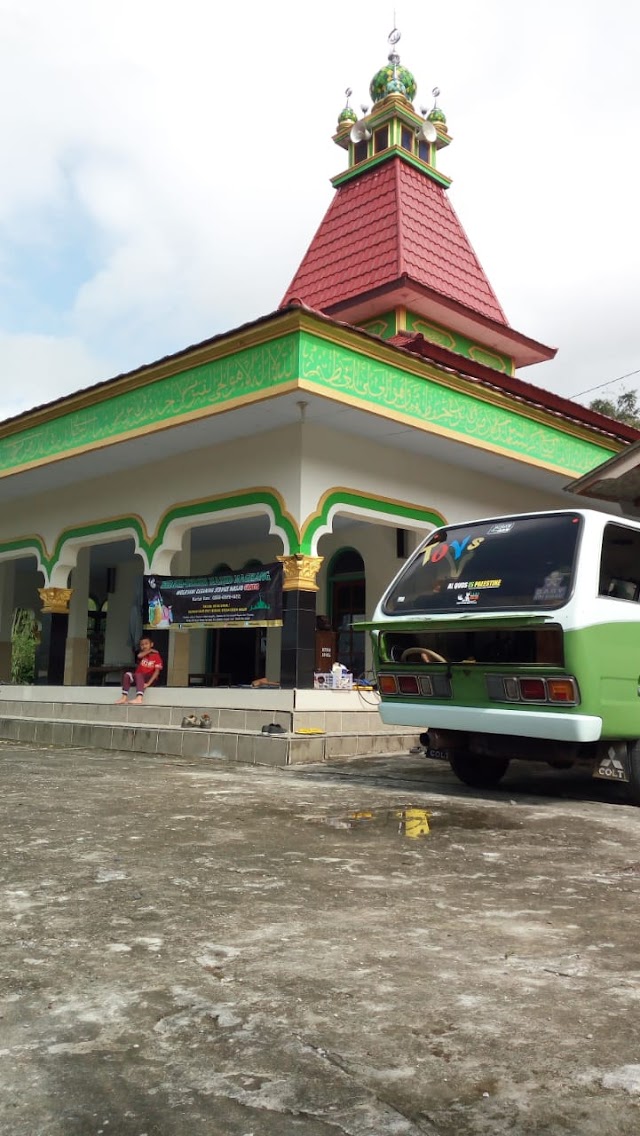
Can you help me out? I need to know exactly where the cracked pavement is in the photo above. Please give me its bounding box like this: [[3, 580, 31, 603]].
[[2, 741, 640, 1134]]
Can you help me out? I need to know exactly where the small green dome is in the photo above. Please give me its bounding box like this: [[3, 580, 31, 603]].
[[337, 106, 358, 129], [370, 63, 417, 104], [428, 106, 447, 127]]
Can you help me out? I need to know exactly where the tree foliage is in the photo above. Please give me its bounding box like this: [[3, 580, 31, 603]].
[[11, 608, 37, 684], [589, 389, 640, 428]]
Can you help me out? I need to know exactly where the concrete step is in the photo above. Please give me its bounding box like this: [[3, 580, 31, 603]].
[[0, 698, 419, 767]]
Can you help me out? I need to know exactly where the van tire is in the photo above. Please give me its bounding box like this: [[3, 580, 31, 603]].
[[449, 754, 510, 789], [626, 741, 640, 805]]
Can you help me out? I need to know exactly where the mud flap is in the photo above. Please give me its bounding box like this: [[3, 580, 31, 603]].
[[592, 743, 630, 783]]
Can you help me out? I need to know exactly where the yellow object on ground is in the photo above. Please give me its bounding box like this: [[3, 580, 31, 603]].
[[400, 808, 430, 837]]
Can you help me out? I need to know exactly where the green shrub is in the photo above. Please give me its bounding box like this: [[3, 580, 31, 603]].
[[11, 608, 37, 684]]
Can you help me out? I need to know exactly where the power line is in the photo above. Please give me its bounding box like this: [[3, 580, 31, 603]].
[[571, 366, 640, 400]]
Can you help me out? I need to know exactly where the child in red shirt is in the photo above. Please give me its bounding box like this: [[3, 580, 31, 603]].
[[116, 637, 163, 704]]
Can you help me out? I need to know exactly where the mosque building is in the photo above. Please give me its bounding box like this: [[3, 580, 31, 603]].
[[0, 30, 634, 736]]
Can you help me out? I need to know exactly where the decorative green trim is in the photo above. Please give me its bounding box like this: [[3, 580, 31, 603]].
[[0, 517, 149, 579], [360, 312, 397, 340], [0, 315, 620, 487], [149, 490, 299, 561], [49, 517, 149, 576], [468, 345, 511, 373], [0, 334, 300, 476], [301, 490, 445, 555], [406, 318, 456, 351], [332, 147, 452, 190], [406, 312, 513, 374], [0, 489, 300, 581], [298, 332, 616, 476], [0, 537, 47, 571]]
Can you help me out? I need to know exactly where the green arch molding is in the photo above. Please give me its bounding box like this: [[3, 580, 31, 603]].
[[49, 517, 149, 576], [149, 490, 299, 561], [0, 536, 47, 573], [0, 489, 300, 581], [0, 519, 148, 580], [301, 491, 445, 555]]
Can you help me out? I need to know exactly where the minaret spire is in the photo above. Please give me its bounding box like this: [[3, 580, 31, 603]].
[[282, 26, 554, 376], [333, 25, 451, 189]]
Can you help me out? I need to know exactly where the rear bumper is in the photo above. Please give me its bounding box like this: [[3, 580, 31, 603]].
[[378, 702, 602, 743]]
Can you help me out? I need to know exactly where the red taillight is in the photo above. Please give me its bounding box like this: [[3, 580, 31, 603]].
[[378, 674, 398, 695], [398, 674, 420, 695], [519, 678, 546, 701], [487, 674, 579, 705]]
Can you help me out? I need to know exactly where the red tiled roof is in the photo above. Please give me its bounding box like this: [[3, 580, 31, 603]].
[[281, 158, 508, 324]]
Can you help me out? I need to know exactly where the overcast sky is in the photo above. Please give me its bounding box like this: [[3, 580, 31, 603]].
[[0, 0, 638, 422]]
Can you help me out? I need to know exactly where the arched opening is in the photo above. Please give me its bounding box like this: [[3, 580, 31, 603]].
[[2, 555, 46, 684], [183, 514, 284, 687], [328, 548, 366, 677], [78, 540, 150, 686]]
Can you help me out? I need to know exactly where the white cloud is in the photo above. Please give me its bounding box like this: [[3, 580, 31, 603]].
[[0, 0, 638, 419], [0, 332, 108, 421]]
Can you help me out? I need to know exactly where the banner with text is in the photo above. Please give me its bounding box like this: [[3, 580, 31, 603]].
[[143, 564, 283, 629]]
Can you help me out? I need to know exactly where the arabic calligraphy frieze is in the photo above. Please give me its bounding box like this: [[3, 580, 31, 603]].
[[299, 333, 615, 476], [0, 334, 299, 474]]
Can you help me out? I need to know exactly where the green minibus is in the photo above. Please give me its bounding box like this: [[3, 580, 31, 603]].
[[365, 509, 640, 802]]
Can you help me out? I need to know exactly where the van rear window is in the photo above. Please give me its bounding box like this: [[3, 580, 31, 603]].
[[383, 513, 581, 614]]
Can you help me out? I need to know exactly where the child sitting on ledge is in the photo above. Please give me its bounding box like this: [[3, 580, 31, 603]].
[[115, 637, 163, 704]]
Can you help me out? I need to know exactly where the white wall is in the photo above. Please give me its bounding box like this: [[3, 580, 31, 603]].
[[298, 424, 574, 534], [0, 406, 593, 629], [0, 418, 577, 575], [0, 424, 307, 560]]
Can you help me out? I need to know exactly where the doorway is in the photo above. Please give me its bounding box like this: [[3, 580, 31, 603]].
[[328, 548, 366, 677]]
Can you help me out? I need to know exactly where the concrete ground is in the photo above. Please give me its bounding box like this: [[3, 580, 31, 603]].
[[2, 743, 640, 1136]]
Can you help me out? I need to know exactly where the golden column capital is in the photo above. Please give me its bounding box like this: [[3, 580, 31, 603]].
[[38, 587, 73, 614], [277, 555, 324, 592]]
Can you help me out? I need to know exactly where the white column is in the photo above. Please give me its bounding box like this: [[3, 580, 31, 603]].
[[64, 547, 91, 684], [168, 531, 192, 688]]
